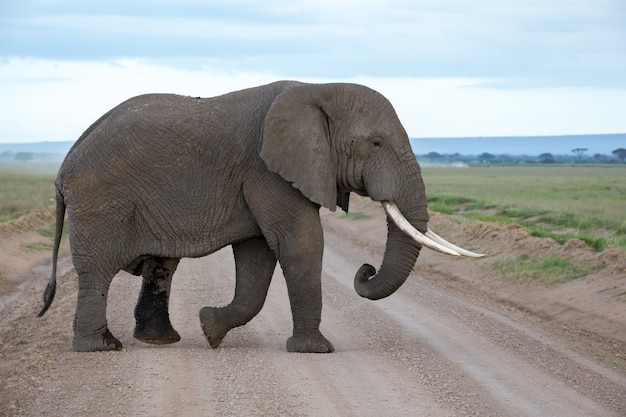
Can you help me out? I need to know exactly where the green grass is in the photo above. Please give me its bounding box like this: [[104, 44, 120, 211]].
[[23, 241, 54, 251], [342, 211, 372, 221], [423, 165, 626, 251], [488, 254, 603, 285], [0, 162, 59, 221], [21, 222, 69, 252]]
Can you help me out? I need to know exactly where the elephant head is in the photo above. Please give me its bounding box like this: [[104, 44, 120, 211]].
[[261, 82, 482, 301]]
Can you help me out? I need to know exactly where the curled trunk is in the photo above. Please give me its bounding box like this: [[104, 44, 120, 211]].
[[354, 215, 422, 300], [353, 201, 484, 300]]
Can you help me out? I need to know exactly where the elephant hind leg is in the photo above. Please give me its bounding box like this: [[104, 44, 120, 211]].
[[133, 257, 181, 345], [73, 286, 123, 352], [200, 236, 276, 348]]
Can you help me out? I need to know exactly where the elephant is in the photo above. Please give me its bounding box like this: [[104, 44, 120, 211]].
[[38, 81, 482, 353]]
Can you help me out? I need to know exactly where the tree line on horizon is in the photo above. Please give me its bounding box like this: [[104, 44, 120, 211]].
[[2, 147, 626, 165], [418, 148, 626, 164], [0, 150, 64, 162]]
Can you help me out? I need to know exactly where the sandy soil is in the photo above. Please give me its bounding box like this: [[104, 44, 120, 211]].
[[1, 199, 625, 416]]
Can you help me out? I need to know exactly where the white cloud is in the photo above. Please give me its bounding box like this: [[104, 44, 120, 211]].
[[0, 58, 280, 141], [1, 58, 625, 142], [1, 1, 625, 141], [16, 14, 340, 41], [356, 76, 626, 137]]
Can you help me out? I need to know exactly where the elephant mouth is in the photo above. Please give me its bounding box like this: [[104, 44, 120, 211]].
[[382, 202, 484, 258]]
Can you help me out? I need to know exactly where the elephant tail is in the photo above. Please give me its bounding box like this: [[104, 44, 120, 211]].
[[37, 190, 66, 317]]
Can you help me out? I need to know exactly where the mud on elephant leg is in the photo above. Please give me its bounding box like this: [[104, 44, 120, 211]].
[[200, 237, 276, 348], [134, 257, 181, 344]]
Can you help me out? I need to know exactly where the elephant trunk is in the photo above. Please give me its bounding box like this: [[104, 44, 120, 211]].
[[354, 205, 425, 300]]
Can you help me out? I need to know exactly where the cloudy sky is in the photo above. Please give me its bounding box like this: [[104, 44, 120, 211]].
[[1, 0, 625, 143]]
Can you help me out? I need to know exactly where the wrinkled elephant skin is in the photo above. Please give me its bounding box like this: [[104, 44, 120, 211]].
[[38, 81, 462, 353]]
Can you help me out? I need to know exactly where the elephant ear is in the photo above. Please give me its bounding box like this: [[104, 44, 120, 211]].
[[261, 84, 340, 211]]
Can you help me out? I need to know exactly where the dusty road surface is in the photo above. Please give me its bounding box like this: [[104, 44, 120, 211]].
[[1, 199, 625, 416]]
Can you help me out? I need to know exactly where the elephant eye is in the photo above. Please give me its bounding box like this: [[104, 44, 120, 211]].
[[370, 137, 382, 152]]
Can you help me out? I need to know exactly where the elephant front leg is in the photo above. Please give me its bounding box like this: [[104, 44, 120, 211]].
[[245, 182, 334, 353], [134, 257, 181, 344], [282, 253, 334, 353], [199, 236, 276, 348]]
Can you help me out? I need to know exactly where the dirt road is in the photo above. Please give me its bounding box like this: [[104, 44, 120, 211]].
[[1, 201, 625, 416]]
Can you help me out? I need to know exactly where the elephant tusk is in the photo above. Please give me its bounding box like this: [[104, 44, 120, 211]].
[[382, 202, 461, 256], [425, 229, 485, 258], [382, 202, 484, 258]]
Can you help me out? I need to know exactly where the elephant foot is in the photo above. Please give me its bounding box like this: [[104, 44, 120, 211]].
[[199, 307, 229, 349], [73, 328, 123, 352], [133, 319, 181, 345], [287, 331, 334, 353]]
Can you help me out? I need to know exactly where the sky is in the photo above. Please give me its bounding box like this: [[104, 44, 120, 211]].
[[1, 0, 626, 143]]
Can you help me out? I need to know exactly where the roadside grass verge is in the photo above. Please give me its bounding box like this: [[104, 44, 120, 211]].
[[488, 254, 604, 285], [22, 222, 70, 252], [0, 163, 68, 264], [423, 165, 626, 251]]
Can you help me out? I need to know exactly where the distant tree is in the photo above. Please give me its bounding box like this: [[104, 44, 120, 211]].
[[612, 148, 626, 163], [571, 148, 588, 161], [0, 150, 14, 159], [539, 153, 555, 164], [14, 152, 33, 163], [497, 154, 511, 163], [593, 153, 610, 163], [426, 151, 444, 162], [479, 152, 496, 163]]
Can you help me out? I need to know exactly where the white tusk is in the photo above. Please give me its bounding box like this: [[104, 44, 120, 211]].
[[382, 202, 461, 256], [425, 229, 485, 258]]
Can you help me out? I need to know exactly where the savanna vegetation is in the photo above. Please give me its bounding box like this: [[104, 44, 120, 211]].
[[0, 163, 59, 222], [422, 165, 626, 252], [4, 162, 623, 252], [2, 162, 623, 285]]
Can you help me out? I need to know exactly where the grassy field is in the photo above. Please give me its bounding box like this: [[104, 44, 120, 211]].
[[422, 165, 626, 251], [2, 162, 625, 253], [0, 162, 60, 222], [1, 162, 623, 286]]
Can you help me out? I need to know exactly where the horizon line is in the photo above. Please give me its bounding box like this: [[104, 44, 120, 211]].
[[1, 132, 625, 144]]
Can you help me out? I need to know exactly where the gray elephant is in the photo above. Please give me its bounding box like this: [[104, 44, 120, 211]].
[[38, 81, 481, 353]]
